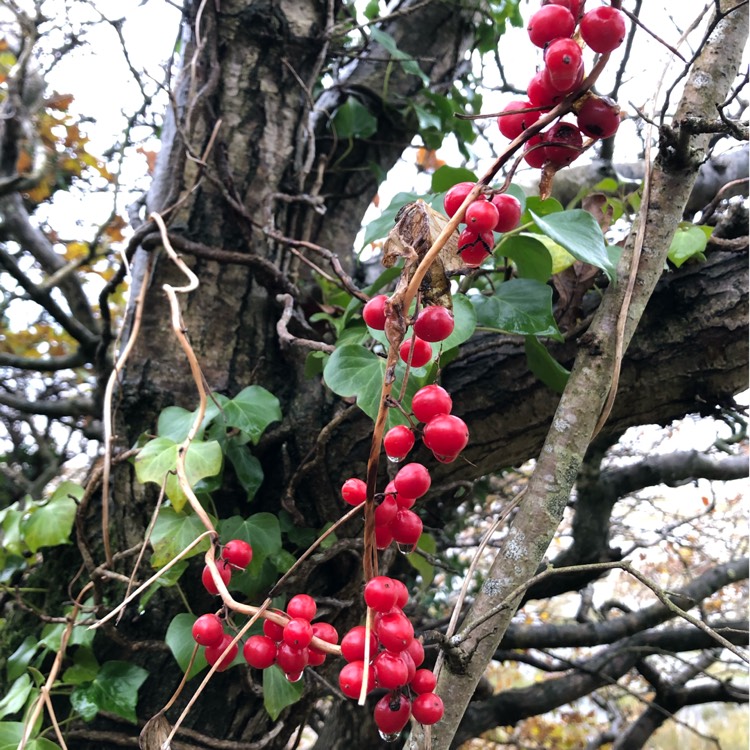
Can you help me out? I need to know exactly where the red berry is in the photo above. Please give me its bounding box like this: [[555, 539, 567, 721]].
[[375, 524, 394, 550], [577, 95, 620, 139], [413, 306, 454, 343], [192, 613, 224, 647], [385, 479, 416, 510], [275, 642, 308, 673], [543, 121, 583, 167], [464, 199, 499, 234], [341, 625, 379, 662], [412, 692, 444, 725], [339, 660, 376, 699], [412, 384, 452, 423], [204, 633, 238, 672], [374, 693, 412, 736], [443, 181, 476, 217], [390, 509, 423, 547], [527, 70, 565, 109], [423, 414, 469, 457], [497, 99, 541, 140], [263, 615, 285, 642], [580, 6, 626, 53], [243, 634, 277, 669], [411, 668, 437, 694], [490, 194, 522, 233], [201, 562, 231, 596], [341, 477, 367, 506], [400, 648, 417, 684], [399, 336, 433, 368], [311, 622, 339, 653], [285, 670, 304, 682], [373, 650, 409, 689], [375, 494, 399, 526], [383, 425, 416, 461], [523, 134, 548, 169], [527, 4, 575, 48], [363, 294, 388, 330], [365, 575, 399, 613], [542, 0, 583, 20], [283, 617, 314, 648], [458, 228, 493, 267], [307, 650, 326, 667], [221, 539, 253, 569], [287, 593, 317, 621], [406, 637, 425, 667], [392, 578, 409, 609], [544, 38, 583, 93], [393, 463, 431, 499]]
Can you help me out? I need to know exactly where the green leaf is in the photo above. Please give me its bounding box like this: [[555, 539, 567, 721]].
[[471, 279, 562, 339], [522, 196, 563, 222], [361, 191, 420, 248], [323, 344, 385, 423], [407, 533, 436, 590], [219, 513, 282, 567], [369, 28, 429, 84], [0, 723, 59, 750], [70, 661, 148, 723], [331, 96, 378, 139], [531, 209, 617, 281], [501, 234, 553, 282], [525, 336, 570, 393], [223, 386, 282, 444], [22, 482, 82, 553], [668, 223, 710, 268], [363, 0, 380, 19], [62, 647, 100, 686], [0, 674, 33, 720], [7, 636, 39, 681], [150, 508, 212, 569], [225, 440, 264, 501], [157, 406, 207, 442], [165, 613, 208, 680], [430, 165, 477, 193], [263, 665, 303, 720]]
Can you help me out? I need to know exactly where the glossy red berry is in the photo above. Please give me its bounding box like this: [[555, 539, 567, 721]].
[[423, 414, 469, 457], [339, 660, 376, 699], [243, 634, 277, 669], [393, 462, 431, 499], [491, 193, 522, 233], [362, 294, 388, 330], [443, 181, 476, 217], [375, 495, 399, 526], [383, 425, 416, 461], [204, 633, 238, 672], [577, 95, 620, 139], [263, 616, 285, 642], [385, 479, 416, 510], [580, 6, 626, 53], [413, 306, 454, 343], [192, 613, 224, 647], [523, 134, 548, 169], [412, 692, 444, 725], [411, 668, 437, 694], [311, 622, 339, 652], [283, 617, 314, 648], [458, 228, 493, 268], [373, 650, 409, 689], [377, 611, 414, 652], [201, 562, 231, 596], [341, 625, 379, 662], [221, 539, 253, 569], [341, 477, 367, 506], [276, 642, 308, 673], [412, 384, 453, 423], [544, 38, 583, 93], [392, 578, 409, 609], [399, 336, 433, 368], [365, 575, 400, 612], [464, 199, 499, 234], [542, 0, 583, 20], [375, 524, 394, 550], [406, 637, 425, 667], [400, 648, 417, 684], [497, 99, 541, 140], [527, 4, 575, 48], [286, 593, 317, 621], [374, 693, 412, 736], [543, 121, 583, 167], [390, 509, 423, 547], [527, 70, 565, 109]]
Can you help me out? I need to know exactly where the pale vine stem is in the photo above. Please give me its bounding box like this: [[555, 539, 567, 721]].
[[19, 581, 94, 750]]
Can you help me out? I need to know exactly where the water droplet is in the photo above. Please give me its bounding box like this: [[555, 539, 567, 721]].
[[378, 730, 401, 743], [387, 454, 402, 464], [396, 542, 417, 555], [285, 671, 304, 683]]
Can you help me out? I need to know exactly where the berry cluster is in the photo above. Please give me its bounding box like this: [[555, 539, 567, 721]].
[[338, 576, 444, 738], [498, 0, 625, 170]]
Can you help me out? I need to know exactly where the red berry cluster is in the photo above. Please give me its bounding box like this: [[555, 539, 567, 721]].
[[338, 576, 444, 737], [443, 181, 522, 268], [200, 538, 253, 596], [498, 0, 626, 170]]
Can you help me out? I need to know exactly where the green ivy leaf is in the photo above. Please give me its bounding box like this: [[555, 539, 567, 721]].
[[223, 386, 282, 444], [263, 665, 303, 720], [69, 661, 148, 724], [6, 636, 39, 681], [0, 722, 60, 750], [369, 28, 430, 84], [363, 0, 380, 19], [525, 336, 570, 393], [331, 96, 378, 139], [62, 647, 100, 686], [407, 532, 436, 590], [500, 234, 552, 282], [165, 613, 208, 680], [471, 279, 562, 339], [149, 508, 212, 569], [361, 191, 421, 247], [531, 209, 617, 281], [225, 440, 264, 501], [323, 344, 385, 420], [668, 223, 711, 268], [219, 513, 282, 567], [157, 406, 202, 442], [430, 165, 477, 194], [0, 674, 33, 720], [0, 506, 24, 557], [22, 482, 82, 553], [522, 196, 563, 222]]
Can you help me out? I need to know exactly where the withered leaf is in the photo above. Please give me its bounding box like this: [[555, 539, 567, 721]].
[[140, 713, 172, 750]]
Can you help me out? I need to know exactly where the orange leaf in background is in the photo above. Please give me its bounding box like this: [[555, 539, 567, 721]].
[[416, 147, 446, 173], [104, 214, 127, 243], [46, 93, 75, 111], [136, 146, 159, 175], [702, 496, 710, 506]]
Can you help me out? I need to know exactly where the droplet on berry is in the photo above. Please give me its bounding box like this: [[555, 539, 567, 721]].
[[383, 424, 416, 461]]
